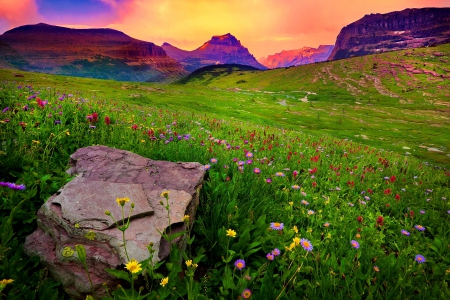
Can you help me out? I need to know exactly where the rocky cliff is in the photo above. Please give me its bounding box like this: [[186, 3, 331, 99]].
[[162, 33, 267, 72], [259, 45, 334, 69], [328, 7, 450, 60], [0, 23, 188, 82]]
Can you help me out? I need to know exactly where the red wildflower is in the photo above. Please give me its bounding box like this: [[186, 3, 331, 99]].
[[409, 210, 414, 218], [384, 188, 391, 195], [386, 203, 390, 208], [104, 116, 111, 125], [309, 167, 317, 174], [347, 181, 355, 187], [367, 188, 373, 194], [132, 124, 138, 130], [92, 112, 98, 123], [390, 176, 396, 183], [395, 194, 400, 201], [376, 216, 384, 226], [312, 182, 317, 187], [310, 156, 319, 163], [357, 216, 363, 223]]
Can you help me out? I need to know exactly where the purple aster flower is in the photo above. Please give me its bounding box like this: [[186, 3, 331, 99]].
[[292, 185, 300, 190], [301, 200, 309, 205], [246, 159, 252, 165], [253, 168, 261, 174], [238, 161, 245, 166], [266, 178, 272, 184], [266, 253, 274, 260], [300, 238, 313, 252], [307, 210, 315, 215], [415, 254, 426, 264], [275, 172, 285, 177], [272, 248, 281, 256], [210, 158, 218, 164], [204, 164, 211, 171], [270, 222, 284, 230], [245, 152, 253, 158], [351, 240, 360, 249], [401, 229, 410, 236], [1, 107, 9, 113], [89, 125, 96, 129], [54, 120, 61, 125], [420, 210, 425, 214], [414, 225, 425, 231], [0, 182, 26, 190], [234, 259, 245, 270]]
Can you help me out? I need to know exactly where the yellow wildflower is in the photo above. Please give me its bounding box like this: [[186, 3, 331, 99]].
[[116, 197, 130, 206], [160, 277, 169, 287], [182, 215, 190, 222], [185, 260, 193, 267], [307, 228, 313, 233], [66, 131, 70, 136], [74, 223, 80, 228], [0, 279, 14, 288], [293, 237, 301, 246], [32, 140, 40, 144], [125, 259, 142, 274], [226, 229, 237, 238], [160, 191, 170, 198], [293, 225, 298, 234], [141, 140, 145, 143], [288, 201, 293, 206]]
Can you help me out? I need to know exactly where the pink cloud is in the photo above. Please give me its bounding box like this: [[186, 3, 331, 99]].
[[0, 0, 41, 33]]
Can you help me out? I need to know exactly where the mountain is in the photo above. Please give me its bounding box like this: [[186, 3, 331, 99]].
[[162, 33, 267, 72], [259, 45, 334, 69], [0, 23, 188, 82], [328, 7, 450, 60]]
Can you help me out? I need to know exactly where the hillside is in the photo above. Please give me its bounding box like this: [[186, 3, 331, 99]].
[[328, 7, 450, 60], [0, 23, 188, 82]]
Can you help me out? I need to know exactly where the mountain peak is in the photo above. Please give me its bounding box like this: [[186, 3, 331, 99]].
[[207, 33, 241, 47]]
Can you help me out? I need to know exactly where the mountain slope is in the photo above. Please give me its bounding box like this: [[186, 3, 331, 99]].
[[162, 33, 267, 72], [259, 45, 334, 68], [0, 23, 188, 82], [328, 7, 450, 60]]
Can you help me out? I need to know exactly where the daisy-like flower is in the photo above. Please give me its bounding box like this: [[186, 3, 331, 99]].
[[116, 197, 130, 206], [204, 164, 211, 171], [266, 178, 272, 184], [253, 167, 261, 174], [241, 288, 252, 299], [401, 229, 410, 236], [307, 210, 315, 215], [272, 248, 281, 256], [125, 259, 142, 274], [414, 225, 425, 231], [266, 253, 274, 260], [226, 229, 237, 237], [300, 238, 313, 252], [351, 240, 360, 249], [246, 152, 254, 158], [275, 172, 285, 177], [324, 222, 330, 227], [373, 266, 380, 272], [415, 254, 426, 264], [234, 259, 246, 270], [160, 277, 169, 287], [301, 200, 309, 205], [185, 260, 193, 267], [182, 215, 190, 222], [270, 222, 284, 230], [293, 237, 301, 246], [210, 158, 218, 164], [420, 210, 425, 214], [292, 185, 300, 190]]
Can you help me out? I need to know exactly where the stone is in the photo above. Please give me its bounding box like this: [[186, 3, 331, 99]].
[[24, 146, 205, 299]]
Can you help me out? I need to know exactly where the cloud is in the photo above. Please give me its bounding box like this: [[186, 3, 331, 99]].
[[0, 0, 41, 33]]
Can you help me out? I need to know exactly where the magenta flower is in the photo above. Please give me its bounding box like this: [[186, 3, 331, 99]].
[[272, 248, 281, 256], [266, 253, 274, 260], [401, 229, 410, 236], [415, 254, 426, 264], [351, 240, 360, 249], [300, 238, 313, 252], [253, 168, 261, 174], [270, 222, 284, 230], [234, 259, 245, 270]]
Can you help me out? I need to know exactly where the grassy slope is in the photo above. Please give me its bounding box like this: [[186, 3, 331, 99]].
[[1, 44, 449, 166]]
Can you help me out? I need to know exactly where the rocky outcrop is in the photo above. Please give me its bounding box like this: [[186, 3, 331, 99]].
[[328, 8, 450, 60], [259, 45, 334, 69], [24, 146, 204, 299], [162, 33, 267, 72], [0, 23, 188, 82]]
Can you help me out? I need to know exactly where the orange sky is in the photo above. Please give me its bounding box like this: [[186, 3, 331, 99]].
[[1, 0, 449, 58]]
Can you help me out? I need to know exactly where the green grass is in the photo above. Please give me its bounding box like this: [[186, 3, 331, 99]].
[[0, 44, 450, 299]]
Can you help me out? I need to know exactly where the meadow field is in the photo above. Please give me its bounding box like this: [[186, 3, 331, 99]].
[[0, 44, 449, 299]]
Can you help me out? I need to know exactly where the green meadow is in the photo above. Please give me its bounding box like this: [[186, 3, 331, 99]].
[[0, 44, 449, 299]]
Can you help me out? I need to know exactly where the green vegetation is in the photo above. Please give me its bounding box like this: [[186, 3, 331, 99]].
[[0, 44, 449, 299]]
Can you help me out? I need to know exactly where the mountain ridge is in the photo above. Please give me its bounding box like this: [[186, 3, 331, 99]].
[[259, 45, 334, 69]]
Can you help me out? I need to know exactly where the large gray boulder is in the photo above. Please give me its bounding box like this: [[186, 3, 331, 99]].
[[24, 146, 204, 299]]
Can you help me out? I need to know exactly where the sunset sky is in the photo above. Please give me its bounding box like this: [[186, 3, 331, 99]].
[[0, 0, 449, 58]]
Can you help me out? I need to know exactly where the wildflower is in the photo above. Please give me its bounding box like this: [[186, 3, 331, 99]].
[[0, 279, 14, 288], [293, 237, 300, 245], [116, 197, 130, 206], [241, 288, 252, 299], [85, 231, 96, 241], [324, 222, 330, 227], [266, 178, 272, 184], [272, 248, 281, 256], [132, 124, 138, 130], [301, 200, 309, 205], [292, 225, 298, 233], [373, 266, 380, 272], [234, 259, 245, 270], [266, 253, 274, 260], [293, 170, 298, 177], [420, 210, 425, 214], [415, 254, 426, 264], [401, 229, 410, 236], [245, 152, 254, 158], [395, 194, 400, 201], [275, 172, 285, 177], [307, 210, 315, 215], [270, 222, 284, 230], [253, 167, 261, 174], [384, 188, 392, 195], [54, 120, 61, 125], [246, 159, 253, 165], [376, 216, 384, 226], [210, 158, 218, 164], [185, 260, 193, 267], [104, 116, 111, 125], [204, 164, 211, 171], [292, 184, 300, 190], [182, 215, 189, 222], [351, 240, 360, 249], [0, 182, 26, 190], [348, 202, 354, 207], [226, 229, 237, 238], [300, 238, 313, 252], [125, 259, 142, 274], [357, 216, 363, 223], [160, 277, 169, 287], [414, 225, 425, 231], [89, 125, 96, 129], [1, 107, 9, 113], [355, 233, 361, 239]]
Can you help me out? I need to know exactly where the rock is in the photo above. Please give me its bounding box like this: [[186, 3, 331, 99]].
[[24, 146, 205, 299], [427, 147, 444, 154]]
